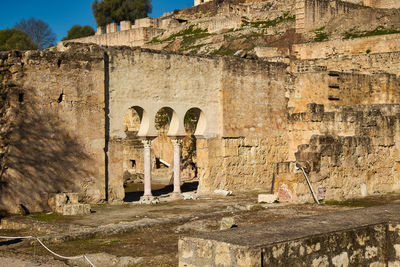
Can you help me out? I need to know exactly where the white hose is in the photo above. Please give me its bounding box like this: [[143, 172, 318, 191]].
[[0, 235, 95, 266]]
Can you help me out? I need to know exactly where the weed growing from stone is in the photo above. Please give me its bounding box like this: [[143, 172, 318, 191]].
[[242, 12, 295, 29], [343, 26, 400, 39], [314, 27, 328, 42]]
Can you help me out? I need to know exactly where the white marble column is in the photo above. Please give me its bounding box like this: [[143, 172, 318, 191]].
[[172, 138, 183, 194], [142, 139, 152, 196]]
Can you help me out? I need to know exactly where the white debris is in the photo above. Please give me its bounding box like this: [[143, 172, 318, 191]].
[[214, 189, 233, 196]]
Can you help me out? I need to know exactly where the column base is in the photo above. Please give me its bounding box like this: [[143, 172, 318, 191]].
[[170, 192, 184, 200], [139, 195, 160, 204]]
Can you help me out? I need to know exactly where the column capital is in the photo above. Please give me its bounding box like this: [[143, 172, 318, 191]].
[[141, 138, 152, 148], [171, 137, 183, 146]]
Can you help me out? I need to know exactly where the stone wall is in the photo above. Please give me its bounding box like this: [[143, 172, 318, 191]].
[[280, 104, 400, 202], [288, 71, 400, 113], [179, 204, 400, 267], [296, 0, 369, 33], [0, 47, 106, 213], [59, 27, 164, 48], [292, 33, 400, 60]]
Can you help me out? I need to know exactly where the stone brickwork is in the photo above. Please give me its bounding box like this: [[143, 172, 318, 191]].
[[295, 0, 370, 33], [280, 104, 400, 202], [0, 48, 106, 213], [179, 204, 400, 266]]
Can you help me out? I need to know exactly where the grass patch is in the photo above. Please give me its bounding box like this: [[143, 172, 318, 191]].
[[29, 212, 62, 221], [149, 25, 212, 48], [324, 200, 376, 208], [211, 46, 237, 56], [242, 12, 295, 29], [163, 25, 210, 42], [314, 27, 328, 42], [343, 26, 400, 39]]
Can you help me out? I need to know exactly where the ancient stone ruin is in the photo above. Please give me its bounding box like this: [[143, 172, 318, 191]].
[[0, 0, 399, 218]]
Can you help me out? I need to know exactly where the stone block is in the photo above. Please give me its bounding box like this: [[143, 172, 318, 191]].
[[258, 194, 278, 203], [62, 203, 91, 216], [120, 21, 132, 31], [220, 217, 236, 230], [48, 193, 79, 213], [215, 243, 231, 265]]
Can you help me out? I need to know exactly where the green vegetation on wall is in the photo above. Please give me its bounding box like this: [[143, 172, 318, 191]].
[[343, 26, 400, 39], [242, 12, 295, 29], [314, 27, 328, 42]]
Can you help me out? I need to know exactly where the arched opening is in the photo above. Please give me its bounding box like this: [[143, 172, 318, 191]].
[[122, 106, 146, 201], [179, 108, 207, 190]]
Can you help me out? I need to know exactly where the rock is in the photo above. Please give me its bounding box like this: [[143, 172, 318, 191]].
[[214, 189, 232, 196], [62, 204, 91, 216], [182, 192, 199, 200], [234, 50, 247, 58], [220, 217, 237, 230], [15, 204, 29, 215], [139, 195, 160, 204], [258, 194, 278, 204]]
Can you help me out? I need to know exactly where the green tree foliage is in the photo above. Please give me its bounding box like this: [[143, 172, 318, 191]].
[[62, 25, 95, 41], [0, 29, 37, 51], [92, 0, 152, 27], [14, 18, 56, 49]]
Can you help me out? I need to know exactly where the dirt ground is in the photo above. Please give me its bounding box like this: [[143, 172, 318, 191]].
[[0, 191, 399, 267]]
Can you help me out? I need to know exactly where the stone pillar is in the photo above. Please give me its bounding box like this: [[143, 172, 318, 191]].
[[142, 139, 152, 196], [140, 139, 159, 204], [96, 26, 104, 35], [172, 138, 183, 194], [106, 22, 118, 33], [120, 21, 132, 31]]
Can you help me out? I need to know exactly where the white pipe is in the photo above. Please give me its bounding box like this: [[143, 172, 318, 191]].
[[296, 166, 320, 205]]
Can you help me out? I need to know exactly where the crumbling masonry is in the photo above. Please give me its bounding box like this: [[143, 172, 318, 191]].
[[0, 0, 399, 213]]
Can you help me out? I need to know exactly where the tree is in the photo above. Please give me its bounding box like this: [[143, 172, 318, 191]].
[[14, 18, 56, 49], [92, 0, 152, 27], [0, 29, 37, 51], [62, 25, 95, 41]]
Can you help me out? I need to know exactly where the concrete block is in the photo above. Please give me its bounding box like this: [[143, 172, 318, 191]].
[[258, 194, 278, 203]]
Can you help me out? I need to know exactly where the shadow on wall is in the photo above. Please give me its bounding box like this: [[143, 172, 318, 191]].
[[0, 96, 95, 213]]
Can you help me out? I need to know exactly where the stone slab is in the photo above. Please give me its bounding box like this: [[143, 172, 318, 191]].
[[258, 194, 278, 203]]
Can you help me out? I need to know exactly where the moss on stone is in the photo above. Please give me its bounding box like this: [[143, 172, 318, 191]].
[[242, 13, 295, 29], [343, 26, 400, 39]]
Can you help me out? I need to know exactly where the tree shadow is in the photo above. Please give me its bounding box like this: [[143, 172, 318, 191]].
[[0, 98, 95, 212], [124, 181, 199, 202]]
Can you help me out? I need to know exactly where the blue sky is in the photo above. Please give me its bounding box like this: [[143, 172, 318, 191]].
[[0, 0, 193, 41]]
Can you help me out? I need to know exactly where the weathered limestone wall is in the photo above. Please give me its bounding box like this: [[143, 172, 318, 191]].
[[280, 104, 400, 202], [296, 0, 369, 33], [0, 47, 106, 213], [59, 27, 164, 48], [194, 0, 213, 6], [197, 60, 290, 194], [179, 205, 400, 267], [107, 48, 223, 199], [289, 71, 400, 113], [293, 33, 400, 60]]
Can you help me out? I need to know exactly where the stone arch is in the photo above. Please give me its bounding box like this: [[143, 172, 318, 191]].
[[184, 107, 207, 136], [154, 106, 181, 136]]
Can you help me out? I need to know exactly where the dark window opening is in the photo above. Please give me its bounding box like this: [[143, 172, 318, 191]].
[[328, 95, 340, 101], [57, 59, 62, 68], [18, 93, 24, 103], [57, 93, 64, 103], [130, 160, 136, 168]]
